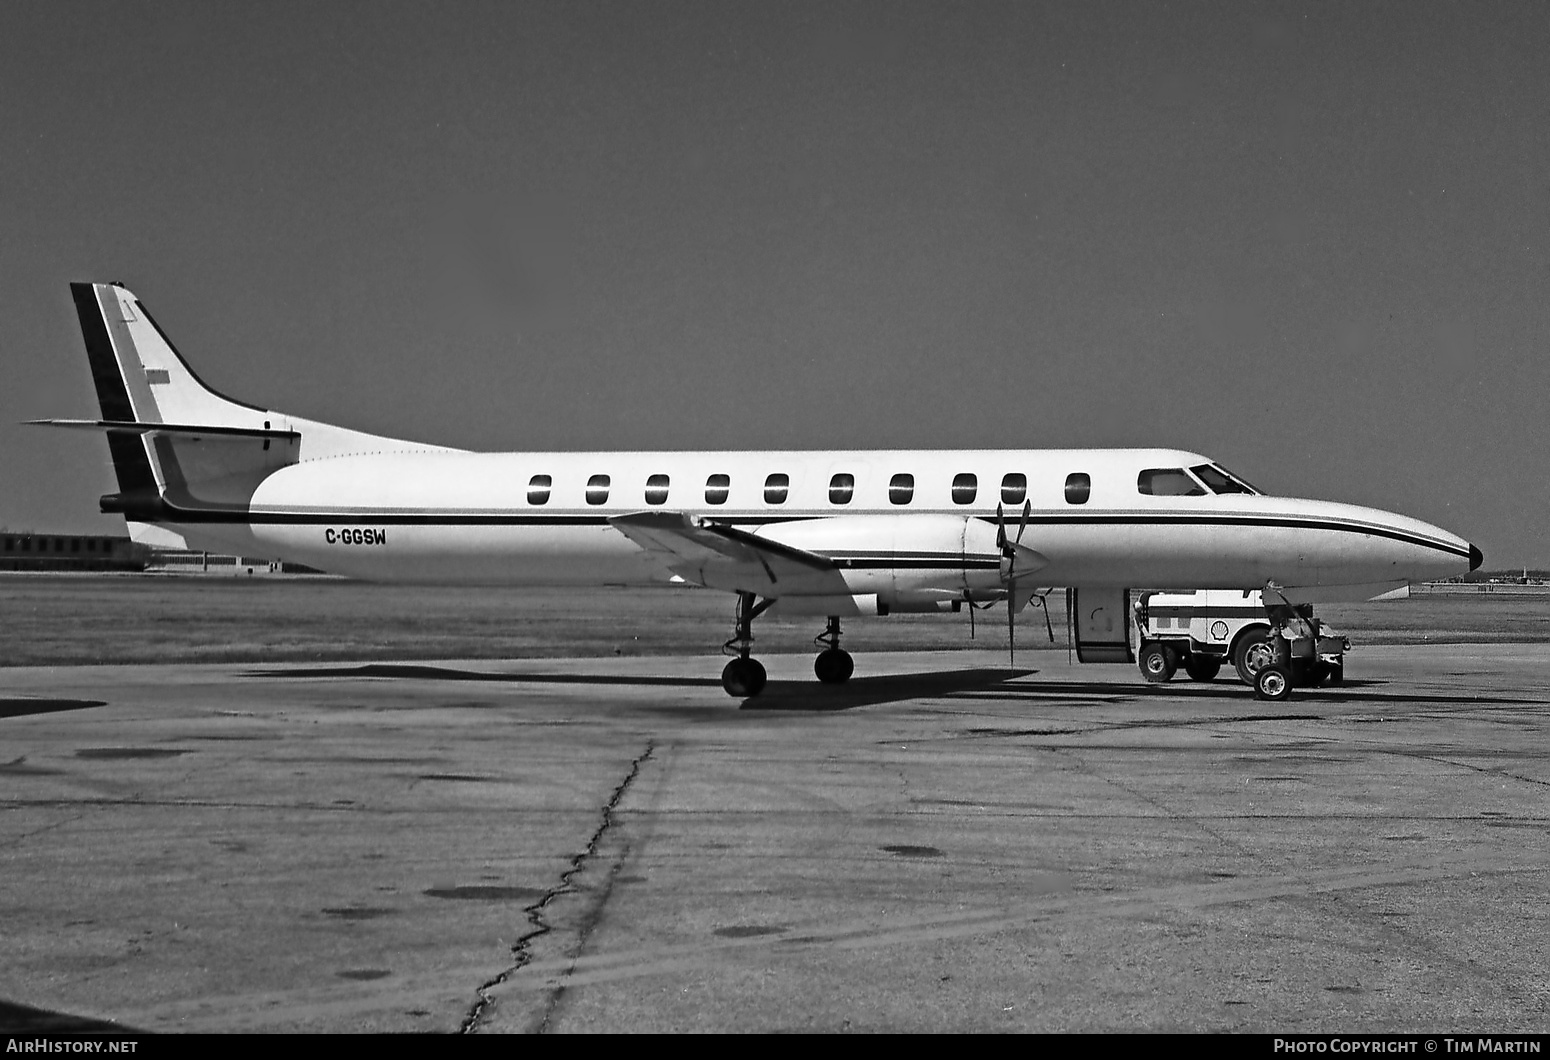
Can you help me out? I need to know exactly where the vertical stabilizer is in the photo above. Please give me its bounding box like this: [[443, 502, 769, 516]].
[[71, 282, 274, 430], [53, 281, 455, 520]]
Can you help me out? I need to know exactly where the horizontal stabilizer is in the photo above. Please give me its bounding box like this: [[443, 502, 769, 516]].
[[28, 419, 300, 441]]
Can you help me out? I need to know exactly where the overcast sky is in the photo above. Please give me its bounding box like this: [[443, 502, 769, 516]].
[[3, 1, 1546, 565]]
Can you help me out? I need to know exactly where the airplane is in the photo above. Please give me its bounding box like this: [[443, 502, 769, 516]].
[[34, 282, 1481, 700]]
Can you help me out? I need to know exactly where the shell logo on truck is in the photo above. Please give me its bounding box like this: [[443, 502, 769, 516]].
[[1132, 590, 1350, 687]]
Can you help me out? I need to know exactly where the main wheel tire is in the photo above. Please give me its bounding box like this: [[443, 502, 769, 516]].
[[1254, 663, 1293, 701], [1183, 656, 1222, 682], [1233, 629, 1275, 686], [814, 648, 854, 684], [721, 658, 768, 697], [1139, 642, 1176, 683]]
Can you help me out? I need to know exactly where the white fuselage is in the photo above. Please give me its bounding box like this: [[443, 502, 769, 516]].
[[158, 446, 1475, 599]]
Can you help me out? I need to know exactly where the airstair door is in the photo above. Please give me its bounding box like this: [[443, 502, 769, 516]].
[[1069, 587, 1134, 663]]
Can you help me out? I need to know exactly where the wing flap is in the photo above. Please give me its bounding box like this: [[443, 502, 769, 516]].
[[609, 512, 847, 595]]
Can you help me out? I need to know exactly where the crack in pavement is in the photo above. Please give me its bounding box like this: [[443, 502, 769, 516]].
[[487, 849, 1550, 992], [461, 741, 655, 1034]]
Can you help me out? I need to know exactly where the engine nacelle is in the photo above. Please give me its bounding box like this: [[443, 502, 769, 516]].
[[767, 591, 960, 617], [756, 514, 1042, 599]]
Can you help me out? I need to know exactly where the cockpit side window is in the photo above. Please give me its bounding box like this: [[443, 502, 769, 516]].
[[1137, 468, 1207, 497], [1191, 463, 1261, 495]]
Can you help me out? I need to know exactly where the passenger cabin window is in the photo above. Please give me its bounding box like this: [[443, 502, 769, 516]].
[[829, 473, 854, 505], [1190, 463, 1260, 495], [527, 474, 552, 505], [645, 474, 670, 505], [952, 473, 977, 505], [705, 473, 730, 505], [586, 474, 611, 505], [1064, 473, 1091, 505], [1001, 473, 1027, 505], [889, 473, 915, 505], [764, 473, 789, 504], [1137, 468, 1206, 497]]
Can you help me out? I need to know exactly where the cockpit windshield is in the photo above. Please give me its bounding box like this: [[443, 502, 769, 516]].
[[1190, 463, 1261, 496], [1137, 468, 1207, 496]]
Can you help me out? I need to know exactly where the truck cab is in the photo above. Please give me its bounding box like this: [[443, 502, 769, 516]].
[[1132, 589, 1349, 687]]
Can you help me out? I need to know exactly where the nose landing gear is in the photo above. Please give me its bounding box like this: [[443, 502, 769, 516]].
[[1253, 585, 1298, 702]]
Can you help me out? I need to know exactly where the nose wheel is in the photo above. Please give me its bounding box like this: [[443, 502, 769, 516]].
[[813, 616, 854, 684]]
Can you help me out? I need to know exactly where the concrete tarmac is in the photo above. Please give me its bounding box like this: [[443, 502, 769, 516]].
[[1, 645, 1547, 1033]]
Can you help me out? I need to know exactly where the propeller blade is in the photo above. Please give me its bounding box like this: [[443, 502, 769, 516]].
[[1015, 499, 1031, 545], [1007, 588, 1015, 669], [994, 503, 1007, 551]]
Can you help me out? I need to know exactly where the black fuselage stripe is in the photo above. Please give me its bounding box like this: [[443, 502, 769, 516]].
[[139, 503, 1469, 559]]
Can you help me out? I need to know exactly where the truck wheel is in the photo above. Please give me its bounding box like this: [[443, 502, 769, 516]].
[[1254, 664, 1293, 701], [1184, 657, 1221, 682], [1233, 629, 1274, 686], [1139, 642, 1175, 683], [1326, 661, 1344, 686]]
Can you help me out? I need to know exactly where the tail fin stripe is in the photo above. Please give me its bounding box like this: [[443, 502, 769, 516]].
[[70, 283, 135, 423], [70, 283, 158, 498]]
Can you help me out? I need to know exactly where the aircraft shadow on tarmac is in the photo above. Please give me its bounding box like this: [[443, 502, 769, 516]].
[[0, 997, 136, 1034], [0, 697, 107, 720], [242, 662, 1028, 712], [241, 664, 1543, 711], [245, 662, 723, 688], [739, 668, 1029, 712]]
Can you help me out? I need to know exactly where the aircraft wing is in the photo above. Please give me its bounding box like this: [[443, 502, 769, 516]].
[[608, 512, 849, 596]]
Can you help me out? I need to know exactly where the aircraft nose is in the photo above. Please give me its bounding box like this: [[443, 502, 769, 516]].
[[1470, 544, 1484, 571]]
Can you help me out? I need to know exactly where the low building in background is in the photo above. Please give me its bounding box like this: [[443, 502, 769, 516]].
[[0, 527, 322, 576], [0, 531, 147, 571], [143, 547, 323, 576]]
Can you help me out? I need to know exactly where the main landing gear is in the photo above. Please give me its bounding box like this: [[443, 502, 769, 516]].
[[813, 615, 854, 684], [722, 592, 771, 697], [719, 596, 855, 698]]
